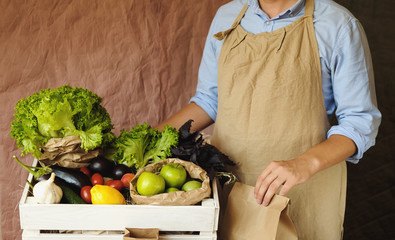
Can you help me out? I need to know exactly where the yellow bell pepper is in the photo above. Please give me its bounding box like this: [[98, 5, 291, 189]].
[[90, 185, 126, 204]]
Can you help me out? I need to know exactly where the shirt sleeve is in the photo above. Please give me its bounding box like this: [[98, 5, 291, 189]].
[[189, 10, 222, 121], [327, 19, 381, 163]]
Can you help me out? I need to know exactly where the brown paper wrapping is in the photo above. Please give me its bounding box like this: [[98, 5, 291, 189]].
[[38, 136, 100, 168], [219, 182, 297, 240], [123, 228, 159, 240], [130, 158, 211, 206]]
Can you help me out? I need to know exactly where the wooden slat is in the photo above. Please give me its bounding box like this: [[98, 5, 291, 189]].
[[20, 202, 216, 231]]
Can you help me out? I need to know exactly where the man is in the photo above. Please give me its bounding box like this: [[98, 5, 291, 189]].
[[156, 0, 381, 238]]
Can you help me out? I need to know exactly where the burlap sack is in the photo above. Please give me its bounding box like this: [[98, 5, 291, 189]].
[[38, 136, 100, 168], [130, 158, 211, 205]]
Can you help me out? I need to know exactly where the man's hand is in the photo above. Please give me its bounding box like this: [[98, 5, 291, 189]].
[[253, 134, 356, 206], [254, 157, 319, 206]]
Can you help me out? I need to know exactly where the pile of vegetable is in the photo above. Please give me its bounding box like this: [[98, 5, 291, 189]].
[[15, 155, 134, 204], [10, 85, 114, 159], [11, 85, 236, 205]]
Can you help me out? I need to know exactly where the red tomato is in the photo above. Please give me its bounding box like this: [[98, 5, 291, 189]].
[[91, 173, 104, 186], [106, 180, 124, 191], [121, 173, 135, 188], [80, 167, 91, 177], [80, 186, 92, 204]]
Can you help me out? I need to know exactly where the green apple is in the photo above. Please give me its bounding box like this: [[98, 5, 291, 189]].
[[181, 180, 202, 191], [136, 171, 165, 196], [160, 163, 187, 188], [165, 187, 180, 193]]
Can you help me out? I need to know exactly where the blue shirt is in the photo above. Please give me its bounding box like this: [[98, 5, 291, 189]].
[[190, 0, 381, 163]]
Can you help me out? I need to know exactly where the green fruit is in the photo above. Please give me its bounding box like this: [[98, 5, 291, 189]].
[[165, 187, 180, 193], [182, 180, 202, 192], [160, 163, 187, 188], [136, 172, 165, 196]]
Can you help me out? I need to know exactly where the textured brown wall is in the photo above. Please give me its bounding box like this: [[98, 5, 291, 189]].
[[0, 0, 393, 239], [0, 0, 228, 239]]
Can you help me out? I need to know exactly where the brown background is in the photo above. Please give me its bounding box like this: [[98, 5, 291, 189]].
[[0, 0, 393, 239]]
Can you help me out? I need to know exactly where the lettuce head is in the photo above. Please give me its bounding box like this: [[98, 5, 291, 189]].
[[10, 85, 114, 158]]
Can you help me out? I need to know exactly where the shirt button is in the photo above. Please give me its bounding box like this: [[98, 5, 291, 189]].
[[265, 21, 270, 25]]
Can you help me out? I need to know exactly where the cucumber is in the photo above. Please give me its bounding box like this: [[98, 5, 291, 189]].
[[59, 184, 86, 204]]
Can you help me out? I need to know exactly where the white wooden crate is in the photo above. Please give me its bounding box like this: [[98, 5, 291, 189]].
[[19, 160, 220, 240]]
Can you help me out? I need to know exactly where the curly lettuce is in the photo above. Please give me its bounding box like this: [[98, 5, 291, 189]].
[[10, 85, 114, 158], [113, 123, 178, 170], [145, 125, 179, 164]]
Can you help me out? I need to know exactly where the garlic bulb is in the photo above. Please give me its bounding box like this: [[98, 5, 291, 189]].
[[33, 172, 63, 204]]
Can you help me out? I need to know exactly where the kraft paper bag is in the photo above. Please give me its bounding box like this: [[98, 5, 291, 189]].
[[219, 182, 297, 240], [130, 158, 211, 205], [123, 228, 159, 240]]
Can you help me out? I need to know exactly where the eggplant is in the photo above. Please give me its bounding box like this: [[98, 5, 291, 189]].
[[89, 157, 115, 177], [49, 165, 91, 193], [112, 164, 133, 180]]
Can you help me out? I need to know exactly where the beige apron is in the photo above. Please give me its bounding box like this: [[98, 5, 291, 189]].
[[211, 0, 347, 239]]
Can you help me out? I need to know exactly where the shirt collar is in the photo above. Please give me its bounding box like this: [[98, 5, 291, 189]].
[[248, 0, 305, 19]]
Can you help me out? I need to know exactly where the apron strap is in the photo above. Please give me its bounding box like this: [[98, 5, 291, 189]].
[[304, 0, 315, 17], [214, 3, 248, 41]]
